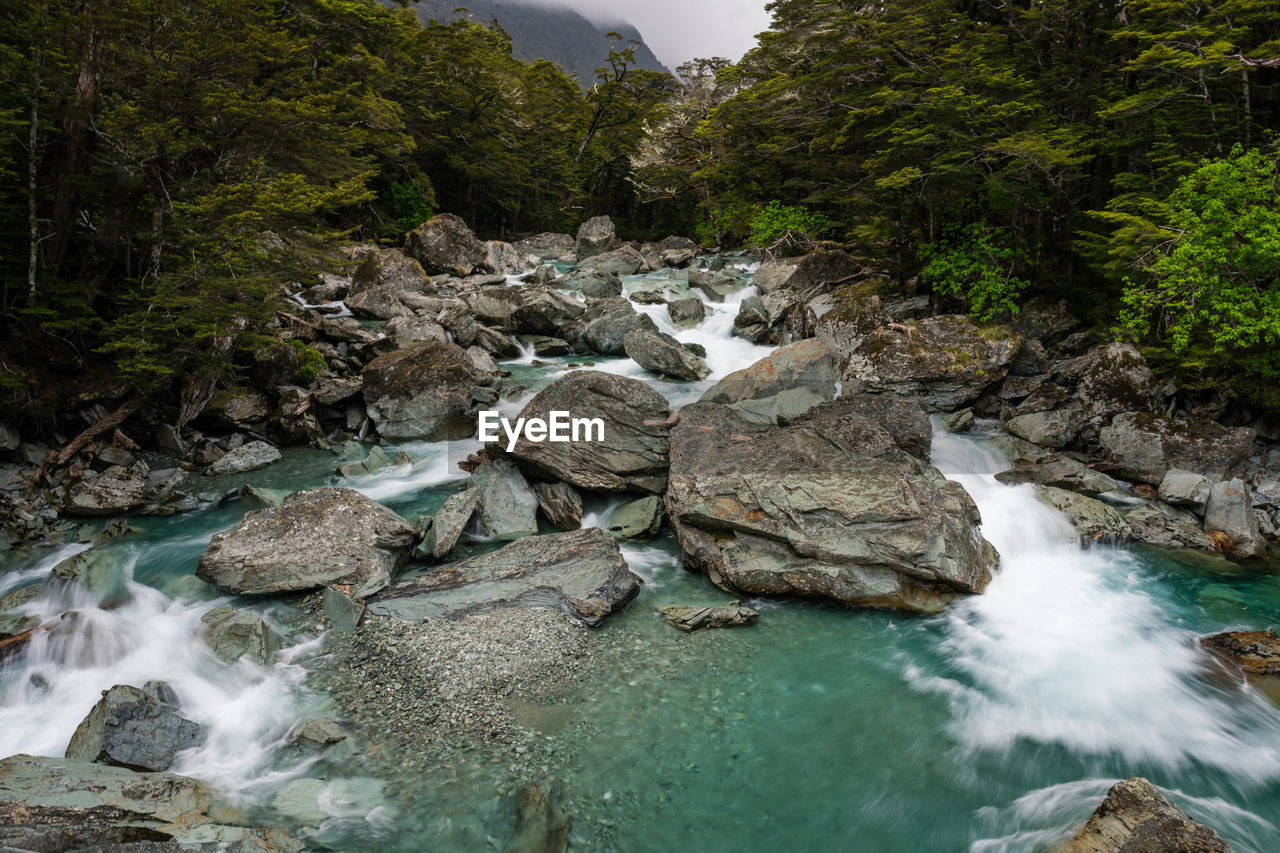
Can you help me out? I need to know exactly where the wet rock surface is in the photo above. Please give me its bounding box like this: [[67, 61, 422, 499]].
[[1061, 776, 1231, 852], [64, 684, 207, 772]]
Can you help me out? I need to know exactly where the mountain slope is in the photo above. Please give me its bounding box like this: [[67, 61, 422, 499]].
[[399, 0, 670, 85]]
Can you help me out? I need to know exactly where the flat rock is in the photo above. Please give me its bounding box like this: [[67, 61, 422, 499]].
[[1061, 776, 1231, 852], [204, 440, 280, 476], [196, 488, 416, 597], [994, 457, 1119, 497], [503, 371, 672, 494], [368, 528, 641, 627], [65, 684, 207, 772], [426, 488, 482, 560]]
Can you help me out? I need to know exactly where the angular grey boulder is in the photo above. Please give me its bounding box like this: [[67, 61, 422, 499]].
[[503, 371, 672, 494], [604, 495, 664, 540], [1158, 469, 1212, 514], [404, 213, 488, 276], [368, 528, 641, 627], [472, 456, 539, 540], [560, 297, 657, 356], [576, 215, 618, 259], [426, 488, 482, 560], [1061, 776, 1230, 853], [65, 684, 207, 772], [1100, 412, 1255, 485], [701, 338, 836, 405], [196, 488, 416, 597], [623, 327, 710, 380], [667, 297, 705, 328], [1205, 478, 1262, 557], [994, 456, 1120, 497], [533, 481, 584, 530], [666, 399, 996, 613], [361, 339, 478, 442]]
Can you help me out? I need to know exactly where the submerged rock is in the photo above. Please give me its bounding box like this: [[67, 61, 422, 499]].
[[369, 528, 641, 627], [503, 371, 672, 494], [198, 604, 281, 665], [666, 398, 996, 613], [657, 602, 759, 632], [494, 780, 571, 853], [65, 684, 207, 772], [1061, 776, 1230, 852], [197, 488, 416, 597]]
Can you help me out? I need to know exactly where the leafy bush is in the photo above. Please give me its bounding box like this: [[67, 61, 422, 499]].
[[917, 222, 1030, 321], [384, 180, 434, 236], [748, 201, 832, 251], [287, 339, 326, 384]]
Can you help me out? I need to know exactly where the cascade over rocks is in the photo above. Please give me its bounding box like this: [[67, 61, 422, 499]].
[[665, 396, 997, 613], [500, 371, 672, 494], [361, 339, 479, 442], [404, 213, 488, 276], [622, 327, 710, 381], [196, 487, 416, 597], [368, 528, 641, 626], [560, 297, 657, 356]]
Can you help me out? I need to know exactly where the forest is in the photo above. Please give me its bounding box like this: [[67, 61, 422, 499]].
[[2, 0, 1279, 427]]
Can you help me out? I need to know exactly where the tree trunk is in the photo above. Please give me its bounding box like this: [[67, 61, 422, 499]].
[[27, 44, 41, 302]]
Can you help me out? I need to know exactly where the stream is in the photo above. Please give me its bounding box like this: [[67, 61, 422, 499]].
[[4, 262, 1280, 850]]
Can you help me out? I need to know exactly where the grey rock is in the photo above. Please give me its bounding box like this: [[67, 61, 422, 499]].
[[383, 314, 448, 346], [322, 585, 366, 634], [666, 400, 996, 613], [427, 488, 482, 560], [1099, 412, 1256, 485], [531, 263, 559, 285], [732, 290, 800, 344], [1205, 478, 1262, 557], [337, 444, 391, 478], [503, 371, 672, 493], [576, 245, 647, 276], [204, 440, 280, 476], [994, 456, 1120, 497], [49, 547, 131, 600], [942, 408, 975, 433], [560, 297, 657, 356], [576, 215, 618, 259], [474, 324, 520, 358], [518, 334, 570, 356], [0, 754, 232, 849], [510, 288, 586, 335], [667, 297, 705, 328], [1124, 504, 1215, 551], [622, 327, 710, 380], [290, 717, 348, 748], [350, 247, 429, 297], [533, 481, 584, 530], [687, 269, 738, 302], [1006, 408, 1083, 449], [658, 602, 759, 632], [514, 232, 576, 260], [65, 684, 207, 772], [472, 456, 539, 540], [0, 423, 18, 452], [196, 488, 416, 597], [63, 466, 149, 517], [1033, 486, 1131, 545], [1062, 776, 1230, 853], [752, 258, 800, 294], [604, 496, 664, 540], [361, 340, 478, 442], [841, 315, 1023, 412], [94, 445, 136, 470], [702, 338, 837, 405], [198, 605, 281, 664], [725, 388, 828, 425], [369, 528, 641, 626], [404, 213, 488, 276], [483, 239, 522, 275], [465, 345, 501, 384], [1056, 341, 1161, 420], [1158, 469, 1212, 514]]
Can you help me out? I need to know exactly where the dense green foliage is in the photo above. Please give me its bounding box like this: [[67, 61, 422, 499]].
[[636, 0, 1280, 407], [0, 0, 673, 407]]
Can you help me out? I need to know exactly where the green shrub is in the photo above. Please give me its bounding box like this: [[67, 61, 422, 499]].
[[748, 201, 832, 251], [287, 339, 326, 384], [918, 222, 1030, 321]]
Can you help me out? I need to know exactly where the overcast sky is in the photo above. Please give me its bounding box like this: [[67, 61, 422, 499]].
[[526, 0, 774, 69]]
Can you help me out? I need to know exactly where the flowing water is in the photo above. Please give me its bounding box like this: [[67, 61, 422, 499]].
[[5, 260, 1280, 850]]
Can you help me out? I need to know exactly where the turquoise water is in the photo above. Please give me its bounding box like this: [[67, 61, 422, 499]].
[[4, 266, 1280, 850]]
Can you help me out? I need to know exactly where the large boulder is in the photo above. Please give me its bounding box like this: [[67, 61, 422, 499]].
[[576, 244, 647, 276], [199, 388, 272, 431], [1099, 413, 1256, 485], [196, 488, 416, 597], [62, 464, 149, 517], [361, 339, 478, 441], [368, 528, 641, 626], [702, 338, 837, 405], [533, 481, 584, 530], [512, 232, 575, 260], [1055, 342, 1161, 420], [345, 248, 431, 319], [1033, 487, 1213, 551], [471, 456, 539, 540], [560, 297, 657, 356], [404, 213, 488, 276], [810, 277, 931, 361], [1005, 408, 1084, 449], [502, 371, 672, 493], [1158, 469, 1212, 514], [575, 215, 618, 259], [1061, 776, 1230, 853], [510, 287, 586, 335], [65, 684, 206, 772], [666, 397, 996, 613], [994, 455, 1120, 497], [733, 290, 801, 344], [623, 327, 710, 380], [755, 250, 864, 296], [558, 269, 622, 298], [668, 297, 705, 328], [0, 754, 232, 849], [483, 239, 522, 274], [841, 315, 1023, 412]]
